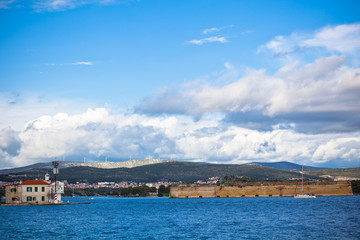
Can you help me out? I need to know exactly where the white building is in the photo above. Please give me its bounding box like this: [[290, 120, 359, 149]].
[[51, 181, 64, 203]]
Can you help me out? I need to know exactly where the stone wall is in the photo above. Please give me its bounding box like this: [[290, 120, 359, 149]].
[[170, 181, 353, 198]]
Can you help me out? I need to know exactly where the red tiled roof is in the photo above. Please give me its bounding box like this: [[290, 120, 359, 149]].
[[20, 180, 49, 185]]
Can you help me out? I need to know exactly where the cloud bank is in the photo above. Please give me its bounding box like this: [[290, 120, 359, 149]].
[[1, 23, 359, 169], [136, 55, 360, 133], [1, 108, 359, 169]]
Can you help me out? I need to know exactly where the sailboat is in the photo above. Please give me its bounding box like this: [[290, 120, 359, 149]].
[[294, 165, 316, 199]]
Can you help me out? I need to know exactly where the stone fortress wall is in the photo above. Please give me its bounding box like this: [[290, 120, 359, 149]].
[[170, 181, 353, 198]]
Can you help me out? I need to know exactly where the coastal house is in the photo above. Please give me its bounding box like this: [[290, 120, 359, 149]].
[[5, 184, 19, 203], [19, 180, 51, 203], [5, 180, 51, 204], [5, 173, 64, 204]]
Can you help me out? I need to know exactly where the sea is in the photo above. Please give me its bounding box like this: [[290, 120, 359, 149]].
[[1, 196, 359, 239]]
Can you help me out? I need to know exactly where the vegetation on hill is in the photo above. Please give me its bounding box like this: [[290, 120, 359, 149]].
[[2, 162, 358, 184], [251, 161, 318, 171], [304, 168, 360, 179], [62, 185, 171, 197], [63, 187, 113, 197], [0, 162, 314, 183], [351, 180, 360, 194]]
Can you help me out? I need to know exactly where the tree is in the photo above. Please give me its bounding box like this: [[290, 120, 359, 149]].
[[158, 185, 170, 197]]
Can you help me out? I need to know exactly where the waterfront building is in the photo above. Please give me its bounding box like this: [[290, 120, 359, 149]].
[[20, 180, 51, 203], [5, 184, 19, 203], [51, 181, 65, 203], [4, 174, 65, 204], [5, 180, 51, 204]]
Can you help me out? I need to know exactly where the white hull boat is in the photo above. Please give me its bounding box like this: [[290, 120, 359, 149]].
[[294, 165, 316, 199]]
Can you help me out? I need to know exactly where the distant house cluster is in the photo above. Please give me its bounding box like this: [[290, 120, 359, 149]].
[[5, 173, 64, 204], [196, 176, 220, 185], [66, 180, 176, 189]]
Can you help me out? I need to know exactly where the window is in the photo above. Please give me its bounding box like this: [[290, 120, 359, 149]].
[[26, 196, 32, 201], [11, 188, 16, 192], [33, 197, 36, 201], [42, 196, 45, 201], [42, 187, 45, 192], [26, 187, 32, 192], [35, 187, 38, 192]]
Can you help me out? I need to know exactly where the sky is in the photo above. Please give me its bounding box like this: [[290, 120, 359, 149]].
[[0, 0, 360, 169]]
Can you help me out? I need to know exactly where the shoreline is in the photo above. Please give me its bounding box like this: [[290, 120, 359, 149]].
[[1, 202, 90, 206]]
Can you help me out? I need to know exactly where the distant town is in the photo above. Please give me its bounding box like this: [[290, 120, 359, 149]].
[[0, 176, 221, 190]]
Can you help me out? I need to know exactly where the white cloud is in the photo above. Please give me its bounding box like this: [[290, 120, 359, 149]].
[[261, 23, 360, 57], [241, 30, 254, 35], [32, 0, 121, 12], [186, 36, 227, 45], [137, 55, 360, 133], [312, 137, 360, 163], [1, 108, 359, 168], [303, 23, 360, 53], [72, 61, 93, 65], [202, 25, 234, 34], [0, 0, 16, 9], [139, 55, 360, 115], [0, 93, 93, 131], [33, 0, 76, 11], [203, 27, 220, 34]]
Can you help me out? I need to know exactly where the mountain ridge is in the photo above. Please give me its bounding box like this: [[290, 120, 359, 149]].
[[0, 161, 308, 183], [1, 160, 358, 183], [0, 159, 175, 175], [251, 161, 319, 171]]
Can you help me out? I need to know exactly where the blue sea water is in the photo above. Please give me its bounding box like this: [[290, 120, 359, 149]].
[[1, 196, 359, 239]]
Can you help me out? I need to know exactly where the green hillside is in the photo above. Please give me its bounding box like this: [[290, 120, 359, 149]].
[[304, 167, 360, 179], [0, 162, 315, 183]]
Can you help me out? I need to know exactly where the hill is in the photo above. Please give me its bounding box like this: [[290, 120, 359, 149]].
[[0, 161, 317, 183], [304, 168, 360, 180], [0, 159, 173, 175], [251, 161, 318, 171]]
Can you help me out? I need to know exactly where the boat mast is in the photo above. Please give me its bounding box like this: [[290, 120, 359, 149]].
[[301, 165, 304, 194]]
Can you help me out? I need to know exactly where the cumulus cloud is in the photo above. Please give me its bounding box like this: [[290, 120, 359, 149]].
[[1, 108, 359, 168], [0, 127, 21, 156], [303, 23, 360, 53], [137, 55, 360, 133], [0, 93, 92, 131], [312, 137, 360, 163], [186, 36, 227, 45], [0, 127, 21, 169]]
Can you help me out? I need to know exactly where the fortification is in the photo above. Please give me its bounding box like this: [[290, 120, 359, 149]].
[[170, 181, 353, 198]]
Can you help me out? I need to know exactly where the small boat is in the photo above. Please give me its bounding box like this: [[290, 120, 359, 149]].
[[294, 165, 316, 199], [294, 194, 316, 199], [90, 197, 94, 200]]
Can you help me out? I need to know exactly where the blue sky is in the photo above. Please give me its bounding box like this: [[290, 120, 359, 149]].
[[0, 0, 360, 168]]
